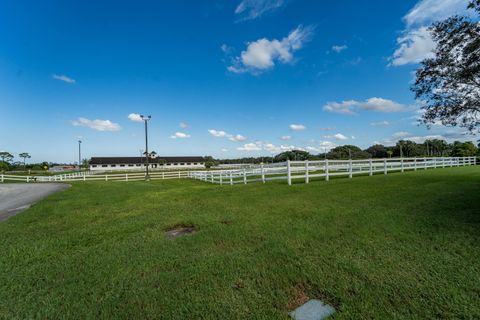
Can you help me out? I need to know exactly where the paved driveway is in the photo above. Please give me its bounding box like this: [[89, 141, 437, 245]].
[[0, 183, 70, 222]]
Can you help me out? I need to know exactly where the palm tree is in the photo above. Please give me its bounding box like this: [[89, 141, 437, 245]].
[[18, 153, 31, 171]]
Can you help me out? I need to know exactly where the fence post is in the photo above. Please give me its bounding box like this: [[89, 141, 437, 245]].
[[178, 171, 181, 178], [220, 172, 223, 185], [230, 172, 233, 185], [261, 163, 265, 184], [348, 159, 353, 178], [424, 157, 427, 170], [287, 160, 292, 185], [401, 158, 404, 172], [27, 176, 29, 183], [243, 168, 247, 184], [211, 172, 214, 183], [83, 173, 86, 181], [414, 157, 417, 171], [105, 175, 108, 181], [384, 158, 387, 175], [125, 174, 128, 181], [1, 174, 3, 183], [434, 158, 437, 169], [369, 159, 373, 176], [325, 159, 329, 181], [305, 160, 309, 184]]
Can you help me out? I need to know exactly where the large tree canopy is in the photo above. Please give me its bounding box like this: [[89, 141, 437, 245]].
[[412, 1, 480, 132]]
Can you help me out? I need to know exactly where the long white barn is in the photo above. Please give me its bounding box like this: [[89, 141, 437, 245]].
[[89, 156, 205, 171]]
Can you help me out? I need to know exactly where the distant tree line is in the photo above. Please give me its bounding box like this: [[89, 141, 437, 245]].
[[213, 140, 479, 164], [0, 151, 88, 172]]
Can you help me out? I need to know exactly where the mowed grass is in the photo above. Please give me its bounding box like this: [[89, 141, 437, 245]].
[[0, 167, 479, 319]]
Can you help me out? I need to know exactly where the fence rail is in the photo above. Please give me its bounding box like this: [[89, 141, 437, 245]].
[[189, 157, 477, 186], [0, 170, 191, 183]]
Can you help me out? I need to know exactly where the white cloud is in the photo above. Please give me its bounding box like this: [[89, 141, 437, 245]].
[[237, 142, 262, 151], [221, 44, 233, 54], [323, 97, 406, 114], [370, 121, 390, 126], [179, 122, 189, 128], [208, 129, 247, 142], [170, 132, 191, 139], [228, 134, 247, 142], [290, 124, 306, 131], [334, 133, 348, 140], [221, 148, 229, 152], [72, 117, 121, 131], [390, 0, 469, 67], [280, 135, 292, 140], [390, 27, 436, 66], [319, 141, 337, 151], [53, 74, 76, 84], [392, 131, 411, 139], [235, 0, 285, 21], [404, 0, 469, 27], [208, 129, 228, 137], [332, 44, 348, 53], [128, 113, 143, 122], [228, 25, 314, 74]]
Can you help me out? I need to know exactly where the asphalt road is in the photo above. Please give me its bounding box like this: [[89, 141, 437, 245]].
[[0, 183, 70, 222]]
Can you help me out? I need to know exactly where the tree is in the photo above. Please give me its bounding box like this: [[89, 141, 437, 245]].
[[412, 1, 480, 132], [274, 150, 310, 162], [327, 145, 370, 159], [451, 141, 478, 156], [18, 152, 31, 171], [365, 144, 388, 158], [0, 151, 13, 163]]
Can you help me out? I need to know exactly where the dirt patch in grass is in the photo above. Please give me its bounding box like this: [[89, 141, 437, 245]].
[[165, 224, 197, 239], [287, 283, 311, 311]]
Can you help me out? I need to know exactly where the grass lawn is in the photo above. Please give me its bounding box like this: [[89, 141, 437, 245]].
[[0, 167, 479, 319]]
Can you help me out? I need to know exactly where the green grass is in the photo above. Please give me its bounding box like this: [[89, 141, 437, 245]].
[[0, 167, 479, 319]]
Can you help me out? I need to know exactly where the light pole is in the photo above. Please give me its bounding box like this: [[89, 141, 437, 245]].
[[140, 115, 151, 180], [78, 140, 82, 172]]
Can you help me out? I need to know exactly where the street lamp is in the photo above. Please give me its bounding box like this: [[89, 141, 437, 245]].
[[78, 140, 82, 172], [140, 115, 151, 180]]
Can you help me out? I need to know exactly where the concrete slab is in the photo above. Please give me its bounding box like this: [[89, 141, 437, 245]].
[[289, 299, 335, 320]]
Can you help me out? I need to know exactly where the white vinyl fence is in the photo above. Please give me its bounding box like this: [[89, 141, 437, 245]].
[[0, 170, 191, 183], [189, 157, 477, 186]]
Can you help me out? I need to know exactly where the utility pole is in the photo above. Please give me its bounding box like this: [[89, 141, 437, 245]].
[[140, 115, 151, 180], [78, 140, 82, 172]]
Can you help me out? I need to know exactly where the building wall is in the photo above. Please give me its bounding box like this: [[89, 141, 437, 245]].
[[90, 162, 205, 171]]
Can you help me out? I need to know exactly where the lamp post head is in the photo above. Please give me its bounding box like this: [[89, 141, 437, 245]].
[[140, 115, 151, 121]]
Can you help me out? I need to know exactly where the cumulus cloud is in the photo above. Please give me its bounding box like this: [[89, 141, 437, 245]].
[[235, 0, 285, 21], [228, 134, 247, 142], [179, 122, 189, 128], [280, 135, 292, 140], [370, 121, 390, 126], [72, 117, 121, 131], [170, 132, 191, 139], [334, 133, 348, 140], [208, 129, 247, 142], [227, 25, 314, 74], [332, 44, 348, 53], [392, 131, 411, 139], [128, 113, 143, 122], [208, 129, 228, 137], [237, 142, 262, 151], [53, 74, 76, 84], [323, 97, 406, 114], [390, 0, 469, 66], [390, 27, 436, 66], [289, 124, 306, 131]]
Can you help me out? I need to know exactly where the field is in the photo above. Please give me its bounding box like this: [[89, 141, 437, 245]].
[[0, 166, 479, 319]]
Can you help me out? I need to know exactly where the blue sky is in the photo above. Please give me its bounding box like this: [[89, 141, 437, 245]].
[[0, 0, 477, 163]]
